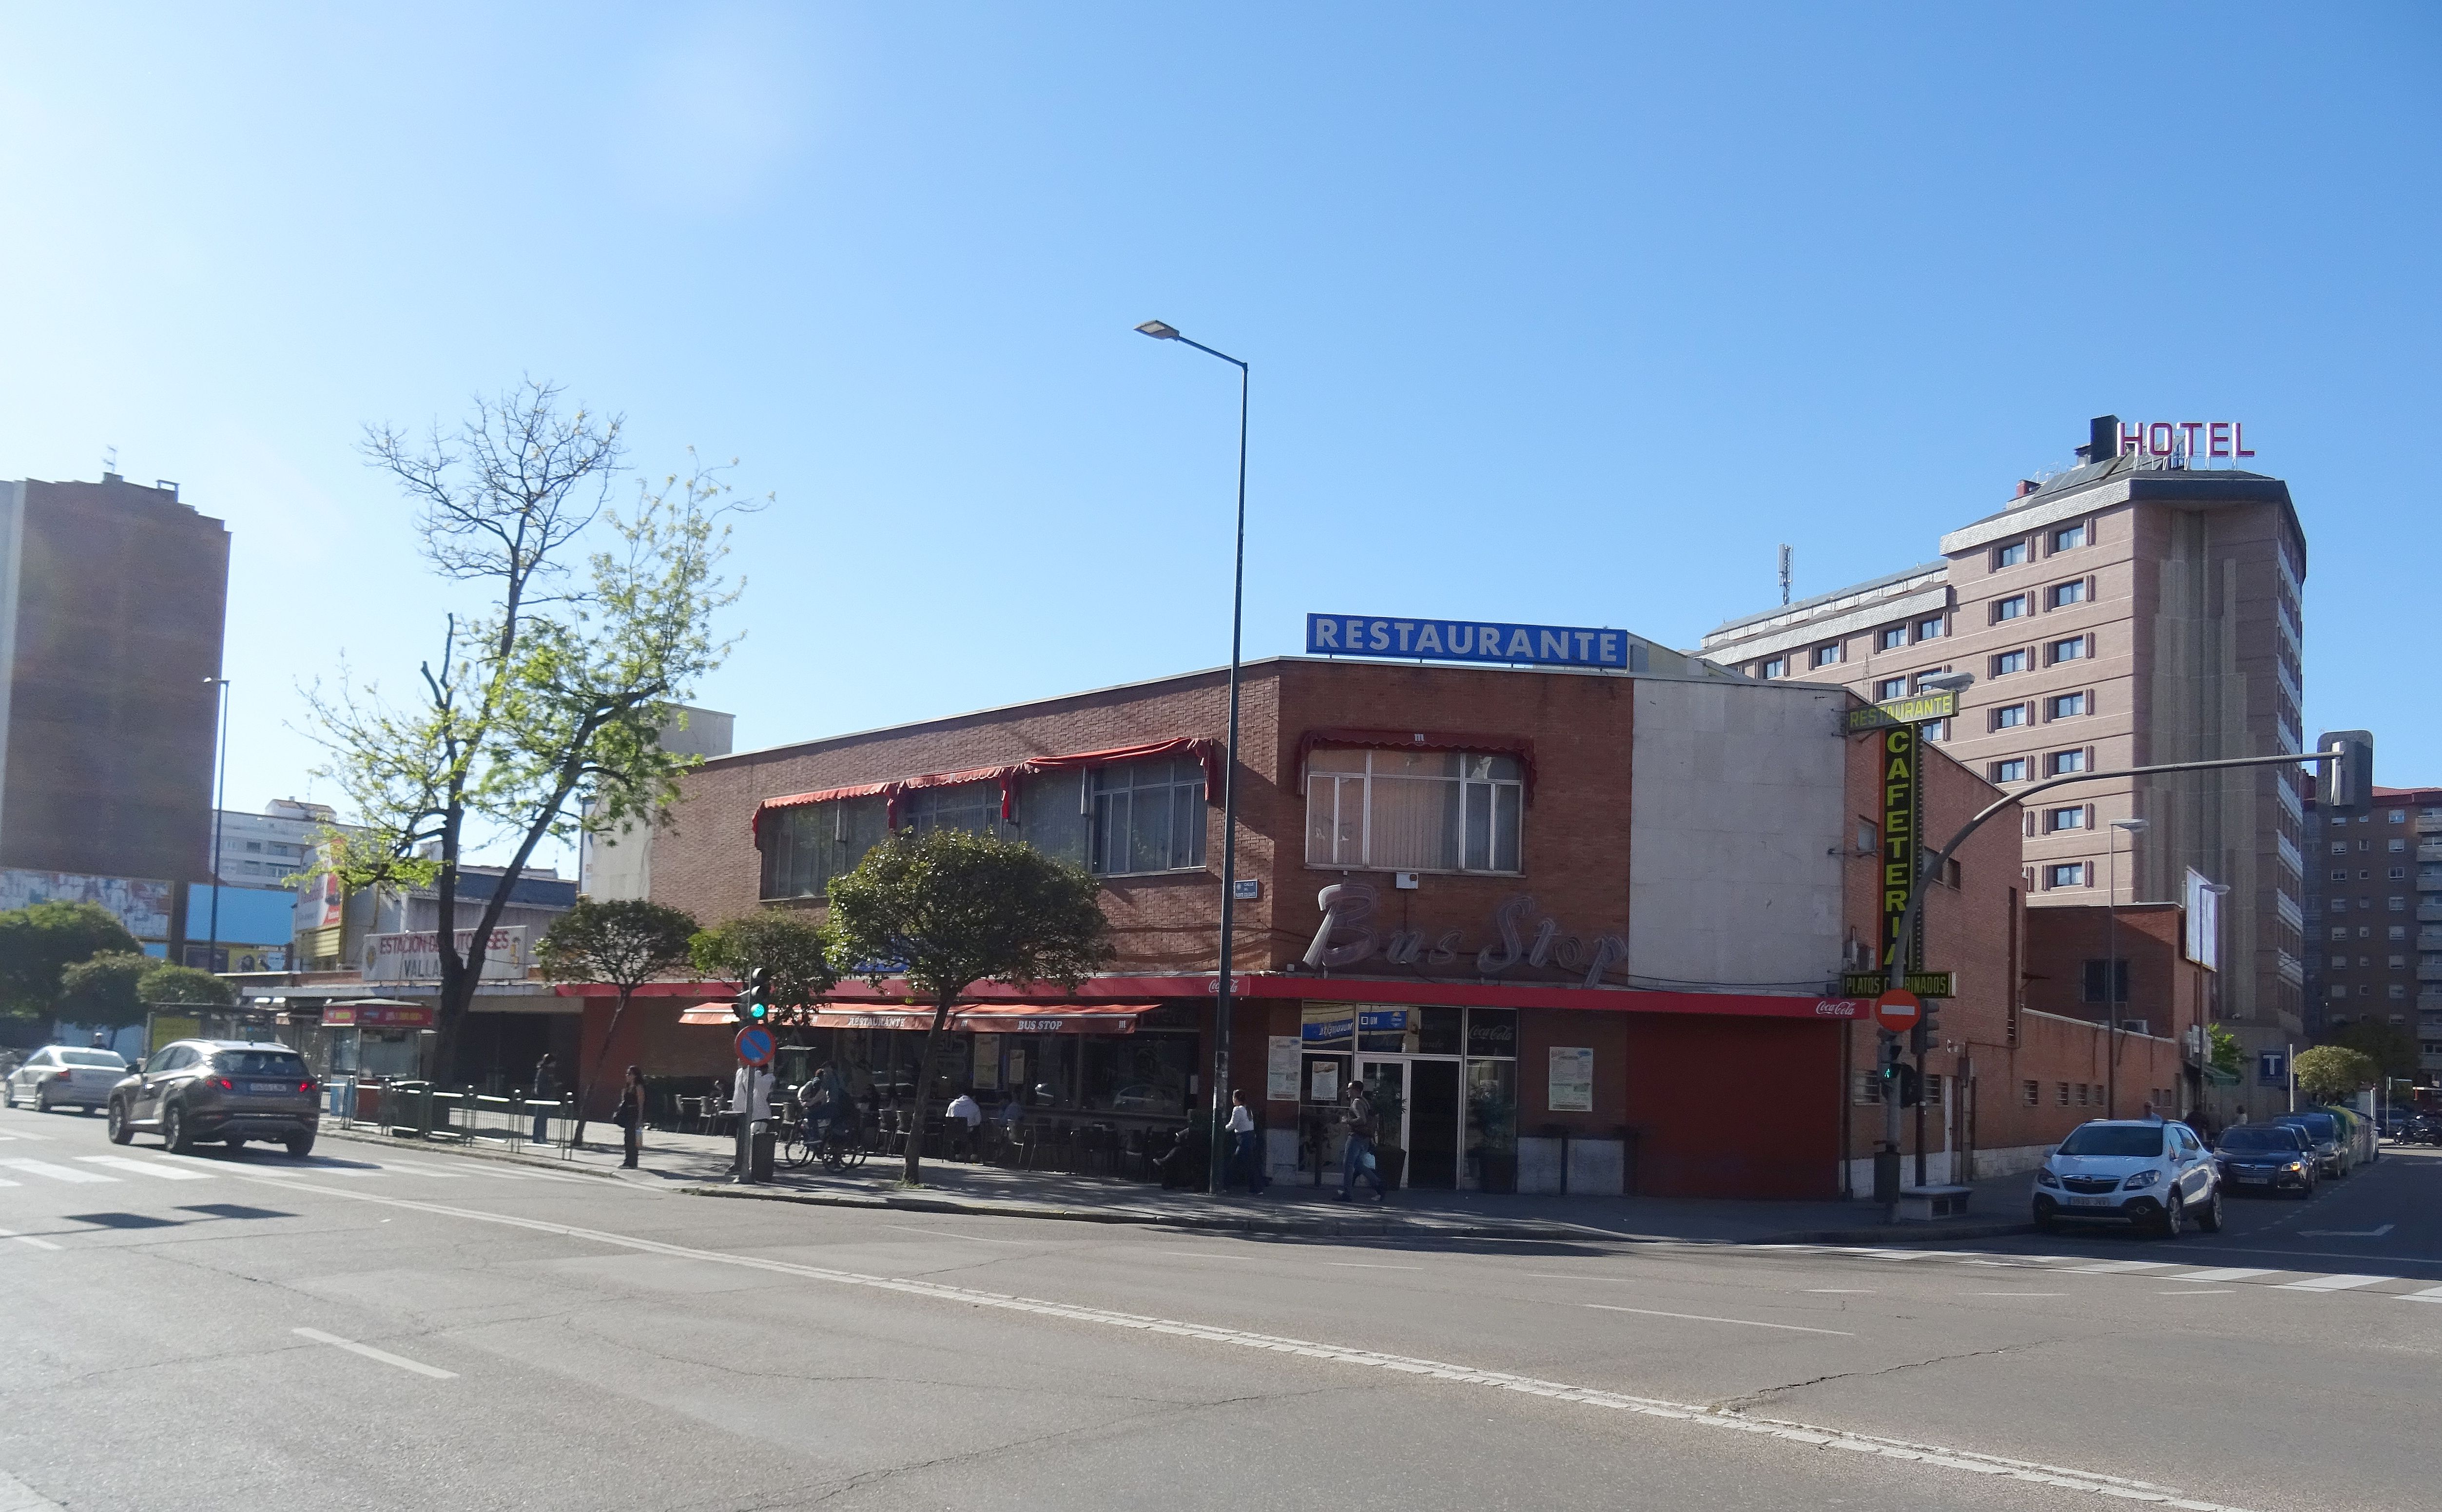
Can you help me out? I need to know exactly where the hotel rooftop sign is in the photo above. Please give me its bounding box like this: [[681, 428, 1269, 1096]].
[[1307, 614, 1631, 669]]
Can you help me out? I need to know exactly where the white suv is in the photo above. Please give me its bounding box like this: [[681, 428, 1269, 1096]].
[[2032, 1119, 2223, 1238]]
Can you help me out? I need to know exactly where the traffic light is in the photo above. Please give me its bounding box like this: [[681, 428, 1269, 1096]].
[[733, 966, 771, 1024], [1909, 1000, 1941, 1055], [1879, 1037, 1906, 1101], [1893, 1063, 1921, 1107]]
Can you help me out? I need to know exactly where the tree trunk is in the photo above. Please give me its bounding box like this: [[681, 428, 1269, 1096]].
[[900, 989, 954, 1186], [572, 985, 633, 1149]]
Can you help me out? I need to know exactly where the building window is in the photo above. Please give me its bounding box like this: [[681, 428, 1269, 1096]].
[[2045, 862, 2089, 888], [2082, 959, 2132, 1003], [1992, 758, 2027, 784], [2076, 1083, 2090, 1107], [1763, 657, 1785, 678], [1089, 757, 1209, 876], [2050, 579, 2088, 608], [2328, 897, 2348, 914], [2054, 523, 2086, 551], [2391, 896, 2407, 912], [1875, 678, 1906, 700], [1992, 650, 2028, 676], [2328, 985, 2349, 999], [2330, 841, 2348, 855], [1920, 718, 1948, 742], [904, 781, 1001, 837], [1878, 626, 1907, 652], [1993, 595, 2029, 622], [2048, 692, 2088, 719], [2390, 838, 2406, 853], [1992, 704, 2029, 731], [2045, 806, 2089, 833], [1305, 748, 1524, 874], [2331, 869, 2351, 882], [2391, 868, 2408, 880], [1812, 644, 1842, 668], [2388, 810, 2405, 823], [2329, 926, 2348, 940], [2056, 1082, 2071, 1107], [758, 795, 891, 901], [243, 840, 264, 853], [2394, 984, 2411, 1000], [2388, 925, 2407, 941], [1916, 617, 1945, 640], [2046, 749, 2088, 776], [2390, 955, 2407, 970], [2021, 1080, 2039, 1107], [2049, 635, 2089, 663], [1995, 541, 2028, 569]]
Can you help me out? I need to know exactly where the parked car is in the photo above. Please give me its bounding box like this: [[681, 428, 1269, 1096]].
[[106, 1040, 319, 1157], [2211, 1124, 2318, 1198], [2, 1045, 130, 1113], [2033, 1119, 2224, 1237], [2271, 1110, 2349, 1178]]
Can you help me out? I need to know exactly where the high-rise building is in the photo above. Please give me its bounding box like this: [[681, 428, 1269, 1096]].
[[1698, 417, 2308, 1086], [2300, 728, 2442, 1079], [0, 475, 230, 945], [209, 798, 338, 891]]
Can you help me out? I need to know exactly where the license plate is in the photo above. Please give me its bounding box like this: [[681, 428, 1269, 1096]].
[[2067, 1195, 2114, 1207], [246, 1081, 291, 1094], [2235, 1175, 2266, 1184]]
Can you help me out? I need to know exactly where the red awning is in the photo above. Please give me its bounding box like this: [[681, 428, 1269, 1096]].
[[678, 1002, 739, 1026], [676, 1002, 1162, 1035], [749, 737, 1221, 839], [1298, 727, 1538, 802]]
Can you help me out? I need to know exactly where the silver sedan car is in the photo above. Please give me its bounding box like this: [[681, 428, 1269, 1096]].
[[2, 1045, 131, 1113]]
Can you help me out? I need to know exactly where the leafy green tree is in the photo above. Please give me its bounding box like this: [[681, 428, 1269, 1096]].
[[538, 898, 701, 1144], [688, 909, 839, 1025], [58, 956, 237, 1031], [2331, 1019, 2418, 1083], [305, 380, 754, 1074], [138, 965, 238, 1009], [2207, 1023, 2242, 1078], [825, 828, 1109, 1186], [2293, 1044, 2377, 1103], [0, 902, 143, 1018]]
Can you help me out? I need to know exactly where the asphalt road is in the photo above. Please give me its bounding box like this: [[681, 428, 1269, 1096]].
[[2, 1103, 2437, 1512]]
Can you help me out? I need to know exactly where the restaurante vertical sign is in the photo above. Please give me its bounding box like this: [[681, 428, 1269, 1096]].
[[1880, 725, 1919, 975]]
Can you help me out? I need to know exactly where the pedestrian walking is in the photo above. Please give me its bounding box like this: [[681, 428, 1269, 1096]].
[[531, 1054, 560, 1144], [612, 1065, 646, 1169], [1227, 1088, 1267, 1194], [1337, 1081, 1386, 1202]]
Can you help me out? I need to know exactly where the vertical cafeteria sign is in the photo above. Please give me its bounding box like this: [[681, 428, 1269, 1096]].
[[1880, 725, 1920, 974]]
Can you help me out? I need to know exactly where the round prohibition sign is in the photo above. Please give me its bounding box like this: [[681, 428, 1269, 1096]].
[[735, 1026, 775, 1066], [1873, 990, 1922, 1034]]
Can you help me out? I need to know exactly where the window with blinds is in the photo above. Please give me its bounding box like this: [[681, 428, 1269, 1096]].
[[1304, 748, 1523, 873]]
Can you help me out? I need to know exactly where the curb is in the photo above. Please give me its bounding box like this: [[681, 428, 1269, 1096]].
[[678, 1182, 1599, 1241], [1749, 1221, 2037, 1245]]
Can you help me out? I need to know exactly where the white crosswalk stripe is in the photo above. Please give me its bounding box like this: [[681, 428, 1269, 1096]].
[[0, 1158, 116, 1184], [0, 1129, 56, 1141], [2400, 1286, 2442, 1303], [2061, 1260, 2171, 1274], [2277, 1273, 2386, 1293], [0, 1227, 63, 1252], [2164, 1267, 2278, 1282], [75, 1156, 212, 1181]]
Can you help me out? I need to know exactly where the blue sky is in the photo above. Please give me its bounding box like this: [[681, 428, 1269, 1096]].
[[2, 4, 2436, 864]]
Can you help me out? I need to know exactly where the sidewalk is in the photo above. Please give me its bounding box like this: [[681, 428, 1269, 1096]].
[[319, 1119, 2037, 1245]]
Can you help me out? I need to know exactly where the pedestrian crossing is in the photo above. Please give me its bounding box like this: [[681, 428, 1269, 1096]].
[[1750, 1241, 2442, 1302], [0, 1150, 589, 1193]]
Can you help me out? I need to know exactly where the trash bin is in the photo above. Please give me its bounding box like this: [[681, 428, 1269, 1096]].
[[750, 1127, 776, 1182]]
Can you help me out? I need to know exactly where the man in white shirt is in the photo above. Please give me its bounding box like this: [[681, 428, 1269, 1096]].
[[1226, 1088, 1268, 1194], [946, 1089, 984, 1161], [731, 1062, 775, 1183]]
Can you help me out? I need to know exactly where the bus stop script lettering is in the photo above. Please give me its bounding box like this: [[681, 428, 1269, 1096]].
[[1301, 882, 1628, 989]]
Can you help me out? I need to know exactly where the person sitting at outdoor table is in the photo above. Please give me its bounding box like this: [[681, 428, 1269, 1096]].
[[998, 1089, 1024, 1128], [946, 1088, 983, 1161]]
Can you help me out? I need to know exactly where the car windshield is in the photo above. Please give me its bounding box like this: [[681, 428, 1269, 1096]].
[[2056, 1125, 2165, 1158], [2218, 1129, 2300, 1151], [2278, 1115, 2335, 1139], [212, 1051, 308, 1077], [58, 1050, 126, 1068]]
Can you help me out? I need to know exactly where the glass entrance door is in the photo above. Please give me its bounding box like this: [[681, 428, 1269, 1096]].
[[1356, 1058, 1405, 1158], [1405, 1060, 1462, 1188]]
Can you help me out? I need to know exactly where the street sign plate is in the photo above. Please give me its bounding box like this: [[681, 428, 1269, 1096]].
[[734, 1026, 775, 1065], [1873, 990, 1922, 1034], [1842, 971, 1955, 998], [1845, 691, 1958, 731]]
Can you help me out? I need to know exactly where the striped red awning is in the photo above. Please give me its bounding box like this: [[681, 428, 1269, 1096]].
[[748, 737, 1220, 838], [676, 1002, 1160, 1035]]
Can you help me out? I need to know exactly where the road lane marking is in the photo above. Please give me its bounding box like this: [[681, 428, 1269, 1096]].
[[2163, 1268, 2276, 1282], [0, 1227, 62, 1251], [368, 1163, 471, 1180], [2277, 1274, 2386, 1293], [2299, 1224, 2394, 1238], [2400, 1286, 2442, 1303], [292, 1328, 457, 1379], [0, 1465, 64, 1509], [2158, 1289, 2235, 1296], [195, 1170, 2270, 1512], [882, 1224, 1040, 1245], [1966, 1292, 2064, 1298], [0, 1158, 115, 1184], [0, 1129, 56, 1140], [76, 1156, 212, 1181], [1802, 1289, 1874, 1294], [1584, 1303, 1853, 1336], [1327, 1262, 1424, 1271], [0, 1177, 16, 1187], [2057, 1260, 2171, 1274]]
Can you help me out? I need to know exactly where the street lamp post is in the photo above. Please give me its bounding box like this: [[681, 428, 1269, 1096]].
[[2105, 816, 2148, 1118], [1138, 319, 1249, 1196], [204, 676, 232, 974]]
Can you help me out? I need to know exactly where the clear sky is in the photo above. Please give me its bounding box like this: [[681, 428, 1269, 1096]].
[[3, 4, 2436, 865]]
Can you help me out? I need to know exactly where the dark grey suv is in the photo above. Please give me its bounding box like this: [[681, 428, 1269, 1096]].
[[107, 1040, 320, 1157]]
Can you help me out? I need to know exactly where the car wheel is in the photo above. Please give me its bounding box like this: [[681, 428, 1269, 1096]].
[[162, 1103, 193, 1154], [223, 1135, 246, 1151], [107, 1100, 135, 1145], [34, 1087, 52, 1113], [285, 1133, 314, 1159], [1, 1080, 14, 1109], [2160, 1192, 2186, 1239], [2197, 1186, 2224, 1234]]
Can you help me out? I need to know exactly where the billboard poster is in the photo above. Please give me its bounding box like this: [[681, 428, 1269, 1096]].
[[1548, 1046, 1594, 1112], [0, 868, 174, 940], [2183, 868, 2220, 970], [361, 926, 527, 984]]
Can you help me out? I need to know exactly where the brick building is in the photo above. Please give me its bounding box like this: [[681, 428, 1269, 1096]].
[[586, 649, 2179, 1201], [2020, 902, 2219, 1121], [2300, 733, 2442, 1082]]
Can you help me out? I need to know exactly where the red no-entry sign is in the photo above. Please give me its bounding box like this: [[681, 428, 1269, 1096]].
[[1873, 990, 1922, 1034]]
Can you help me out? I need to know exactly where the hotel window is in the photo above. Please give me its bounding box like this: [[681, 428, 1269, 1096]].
[[2329, 926, 2348, 940], [1089, 757, 1209, 876], [1992, 595, 2029, 622], [1994, 541, 2027, 569], [2392, 984, 2409, 1000], [1992, 758, 2028, 783], [2390, 896, 2407, 911], [2045, 748, 2088, 776], [1812, 643, 1842, 668], [1991, 703, 2029, 731], [2044, 806, 2090, 833], [2391, 955, 2408, 970], [1877, 625, 1907, 652], [2327, 898, 2347, 914], [2053, 523, 2086, 551], [2329, 841, 2347, 854], [2045, 862, 2089, 888], [1763, 657, 1785, 678], [2330, 869, 2350, 882], [1991, 649, 2028, 676], [1916, 617, 1946, 640], [2049, 578, 2089, 608], [2390, 838, 2406, 852], [1920, 718, 1948, 742], [1305, 748, 1524, 874], [2390, 867, 2407, 880], [2389, 810, 2405, 823], [2048, 635, 2090, 663], [1875, 678, 1906, 700], [2047, 691, 2089, 719]]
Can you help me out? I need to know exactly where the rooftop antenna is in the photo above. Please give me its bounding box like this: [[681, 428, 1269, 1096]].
[[102, 445, 118, 475], [1777, 543, 1792, 607]]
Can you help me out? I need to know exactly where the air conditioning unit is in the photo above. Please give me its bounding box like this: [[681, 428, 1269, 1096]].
[[1393, 871, 1420, 890], [2117, 1019, 2150, 1037]]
